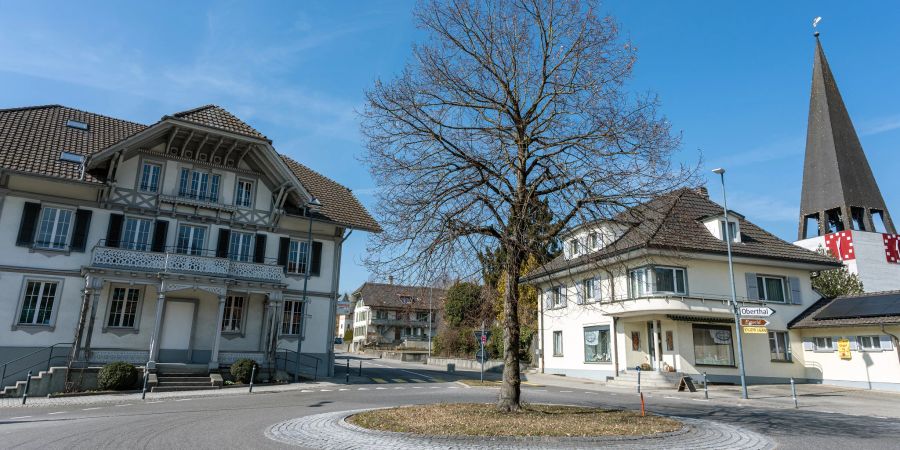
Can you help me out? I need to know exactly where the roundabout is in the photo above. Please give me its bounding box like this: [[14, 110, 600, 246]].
[[265, 406, 776, 450]]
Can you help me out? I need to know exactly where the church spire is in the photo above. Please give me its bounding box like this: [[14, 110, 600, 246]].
[[798, 34, 895, 239]]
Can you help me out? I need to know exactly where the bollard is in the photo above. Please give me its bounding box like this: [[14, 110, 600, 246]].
[[640, 392, 646, 417], [637, 367, 641, 394], [141, 367, 150, 400], [249, 365, 256, 393], [21, 371, 33, 405], [703, 372, 709, 400], [358, 360, 362, 377], [345, 359, 350, 384], [790, 377, 798, 409]]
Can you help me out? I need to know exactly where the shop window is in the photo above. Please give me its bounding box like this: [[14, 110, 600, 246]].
[[583, 326, 611, 363], [692, 324, 734, 366]]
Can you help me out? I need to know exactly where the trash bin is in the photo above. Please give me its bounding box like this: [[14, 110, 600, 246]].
[[447, 363, 456, 374]]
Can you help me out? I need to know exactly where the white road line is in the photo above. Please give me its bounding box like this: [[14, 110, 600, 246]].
[[609, 393, 617, 396], [559, 390, 573, 393], [145, 401, 164, 404], [375, 387, 387, 390], [429, 386, 440, 389], [48, 411, 66, 415], [115, 404, 132, 407], [319, 389, 333, 392], [664, 396, 678, 399], [81, 407, 102, 411], [175, 398, 192, 402], [9, 416, 31, 420], [338, 388, 349, 391], [447, 386, 459, 389], [691, 398, 709, 402], [412, 386, 423, 389], [301, 389, 314, 393], [393, 387, 405, 390], [357, 387, 369, 390]]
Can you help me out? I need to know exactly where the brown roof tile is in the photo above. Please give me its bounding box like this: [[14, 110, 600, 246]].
[[170, 104, 269, 141], [352, 282, 446, 309]]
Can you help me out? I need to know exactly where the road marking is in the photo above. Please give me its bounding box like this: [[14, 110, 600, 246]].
[[375, 387, 387, 390], [533, 389, 547, 392], [357, 387, 369, 390], [412, 386, 423, 389], [301, 390, 314, 393], [48, 411, 66, 415], [393, 387, 405, 390], [664, 396, 678, 399], [82, 407, 102, 411], [372, 378, 388, 384], [145, 401, 164, 404], [338, 388, 349, 391], [447, 386, 459, 389], [559, 390, 573, 393], [319, 389, 333, 392], [115, 404, 132, 407], [9, 416, 31, 420], [175, 399, 192, 402], [410, 379, 428, 383], [400, 369, 436, 380], [429, 386, 440, 389], [391, 378, 408, 383], [609, 393, 617, 396], [691, 398, 709, 402]]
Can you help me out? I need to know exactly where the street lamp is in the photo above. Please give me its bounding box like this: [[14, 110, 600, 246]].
[[295, 197, 322, 382], [711, 168, 749, 399]]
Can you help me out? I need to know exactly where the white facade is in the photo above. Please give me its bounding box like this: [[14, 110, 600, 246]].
[[793, 326, 900, 391], [795, 230, 900, 293]]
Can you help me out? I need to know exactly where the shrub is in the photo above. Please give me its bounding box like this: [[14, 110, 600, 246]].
[[97, 361, 138, 390], [230, 358, 258, 383]]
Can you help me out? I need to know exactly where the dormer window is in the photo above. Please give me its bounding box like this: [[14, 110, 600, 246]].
[[569, 238, 580, 256], [720, 220, 738, 243], [702, 214, 741, 243], [589, 232, 599, 250]]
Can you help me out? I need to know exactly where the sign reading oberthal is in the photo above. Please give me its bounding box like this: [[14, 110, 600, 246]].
[[739, 307, 776, 317]]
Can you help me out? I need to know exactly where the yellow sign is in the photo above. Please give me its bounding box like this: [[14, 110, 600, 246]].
[[837, 338, 852, 360], [742, 326, 768, 334]]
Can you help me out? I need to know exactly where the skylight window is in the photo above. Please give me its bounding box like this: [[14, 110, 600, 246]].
[[59, 151, 85, 164], [66, 120, 89, 130]]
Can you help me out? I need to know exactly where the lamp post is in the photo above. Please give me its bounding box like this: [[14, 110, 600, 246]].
[[427, 285, 433, 360], [711, 168, 749, 399], [295, 197, 322, 382]]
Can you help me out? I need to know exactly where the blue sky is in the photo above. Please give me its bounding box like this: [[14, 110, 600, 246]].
[[1, 1, 898, 293]]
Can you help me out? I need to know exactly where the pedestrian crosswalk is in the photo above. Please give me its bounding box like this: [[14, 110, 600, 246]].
[[369, 376, 448, 384]]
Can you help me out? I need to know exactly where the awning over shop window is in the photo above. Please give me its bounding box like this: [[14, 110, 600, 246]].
[[666, 314, 733, 324]]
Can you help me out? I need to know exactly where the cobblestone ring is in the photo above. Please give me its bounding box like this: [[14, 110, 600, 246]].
[[266, 408, 775, 449]]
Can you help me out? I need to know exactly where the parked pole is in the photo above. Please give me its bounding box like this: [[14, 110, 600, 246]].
[[249, 365, 257, 393], [703, 372, 709, 400], [21, 371, 32, 405], [358, 360, 362, 377], [640, 392, 645, 417], [141, 366, 150, 400], [790, 377, 798, 409], [637, 367, 641, 394]]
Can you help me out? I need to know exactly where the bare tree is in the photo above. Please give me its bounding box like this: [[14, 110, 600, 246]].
[[361, 0, 694, 412]]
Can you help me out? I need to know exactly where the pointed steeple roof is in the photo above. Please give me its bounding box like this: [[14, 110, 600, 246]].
[[798, 35, 895, 239]]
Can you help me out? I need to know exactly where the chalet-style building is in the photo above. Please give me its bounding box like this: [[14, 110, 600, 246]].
[[350, 282, 444, 351], [0, 104, 379, 392]]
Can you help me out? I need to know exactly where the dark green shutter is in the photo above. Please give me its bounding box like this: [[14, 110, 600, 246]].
[[216, 229, 231, 258], [16, 202, 41, 247], [310, 241, 323, 276], [70, 209, 93, 252], [105, 214, 124, 248], [254, 234, 267, 263], [151, 220, 168, 252], [277, 237, 290, 269]]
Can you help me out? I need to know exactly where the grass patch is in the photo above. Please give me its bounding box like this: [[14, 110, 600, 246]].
[[347, 403, 681, 437]]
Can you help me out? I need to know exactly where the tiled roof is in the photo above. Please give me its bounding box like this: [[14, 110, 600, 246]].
[[0, 105, 146, 183], [789, 291, 900, 329], [170, 105, 269, 141], [352, 282, 447, 310], [280, 155, 381, 232], [524, 188, 840, 281]]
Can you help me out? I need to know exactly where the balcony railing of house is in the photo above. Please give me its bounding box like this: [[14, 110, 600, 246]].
[[159, 189, 236, 213], [90, 240, 284, 282], [369, 318, 432, 327]]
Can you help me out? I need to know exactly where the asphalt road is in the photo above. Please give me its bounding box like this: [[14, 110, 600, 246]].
[[1, 354, 898, 449]]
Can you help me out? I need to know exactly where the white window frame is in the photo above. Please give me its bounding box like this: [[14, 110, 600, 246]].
[[34, 206, 74, 250], [756, 275, 787, 303], [228, 231, 255, 262], [281, 300, 304, 335], [139, 162, 162, 193], [551, 286, 565, 309], [175, 224, 207, 256], [629, 268, 650, 298], [221, 296, 245, 334], [121, 217, 153, 251], [16, 279, 61, 327], [629, 266, 687, 297], [653, 266, 687, 295], [569, 239, 580, 256], [857, 335, 882, 351], [768, 330, 791, 362], [287, 240, 310, 275], [720, 220, 739, 242], [552, 330, 563, 357], [105, 286, 143, 329], [581, 278, 595, 302], [813, 336, 834, 352], [589, 232, 599, 250], [178, 168, 221, 202], [235, 179, 254, 208]]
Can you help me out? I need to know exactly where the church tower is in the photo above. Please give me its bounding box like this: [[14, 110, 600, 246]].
[[794, 32, 900, 292]]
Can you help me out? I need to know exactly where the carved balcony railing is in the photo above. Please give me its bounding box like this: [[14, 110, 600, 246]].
[[90, 245, 285, 282]]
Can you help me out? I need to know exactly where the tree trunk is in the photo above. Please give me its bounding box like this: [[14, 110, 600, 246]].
[[497, 250, 523, 412]]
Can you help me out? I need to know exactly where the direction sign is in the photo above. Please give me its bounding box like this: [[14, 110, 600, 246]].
[[742, 326, 768, 334], [739, 306, 776, 317], [740, 318, 769, 327]]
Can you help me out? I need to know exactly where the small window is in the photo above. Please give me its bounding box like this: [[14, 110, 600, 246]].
[[569, 239, 580, 256], [720, 221, 738, 242], [756, 276, 786, 302], [581, 278, 595, 301], [121, 217, 153, 251], [825, 208, 844, 233], [287, 240, 310, 274], [107, 287, 141, 328], [551, 286, 565, 308], [281, 300, 303, 335], [236, 180, 254, 208], [589, 232, 599, 249], [629, 268, 650, 298], [803, 214, 820, 239], [221, 296, 245, 333], [553, 331, 563, 356], [229, 231, 254, 262], [175, 224, 206, 256], [139, 163, 162, 193], [399, 295, 416, 304], [178, 168, 220, 202], [872, 209, 888, 233], [583, 326, 610, 363], [654, 267, 686, 294], [768, 331, 791, 361], [850, 207, 867, 231], [18, 280, 59, 326], [35, 207, 74, 250], [813, 336, 834, 351], [59, 151, 85, 164], [858, 335, 882, 351], [65, 120, 89, 130]]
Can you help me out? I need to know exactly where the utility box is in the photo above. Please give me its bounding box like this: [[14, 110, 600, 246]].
[[447, 363, 455, 374]]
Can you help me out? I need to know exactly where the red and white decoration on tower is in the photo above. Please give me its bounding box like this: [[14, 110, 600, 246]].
[[884, 233, 900, 264], [824, 231, 855, 261]]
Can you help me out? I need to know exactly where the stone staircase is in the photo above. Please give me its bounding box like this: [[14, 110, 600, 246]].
[[605, 370, 688, 390], [151, 363, 221, 393]]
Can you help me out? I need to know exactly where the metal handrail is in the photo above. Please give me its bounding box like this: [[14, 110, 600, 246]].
[[274, 348, 321, 381], [1, 342, 72, 387]]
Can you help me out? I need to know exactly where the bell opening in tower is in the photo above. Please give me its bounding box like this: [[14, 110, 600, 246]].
[[825, 208, 844, 234], [872, 209, 888, 233], [803, 213, 820, 239], [850, 206, 867, 231]]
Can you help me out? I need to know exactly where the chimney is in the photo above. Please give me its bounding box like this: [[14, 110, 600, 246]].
[[388, 275, 394, 285], [695, 186, 709, 198]]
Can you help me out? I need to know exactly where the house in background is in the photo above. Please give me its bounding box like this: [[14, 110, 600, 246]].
[[335, 293, 354, 340], [0, 104, 379, 393], [350, 281, 445, 351]]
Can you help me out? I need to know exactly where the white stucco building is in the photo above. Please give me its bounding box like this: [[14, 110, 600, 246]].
[[350, 282, 444, 351], [0, 104, 379, 391]]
